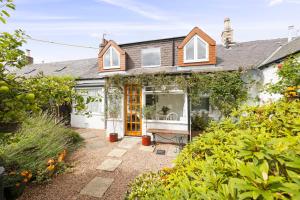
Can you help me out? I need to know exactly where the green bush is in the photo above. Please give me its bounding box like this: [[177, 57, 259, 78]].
[[127, 100, 300, 199], [0, 114, 83, 186], [191, 112, 211, 132]]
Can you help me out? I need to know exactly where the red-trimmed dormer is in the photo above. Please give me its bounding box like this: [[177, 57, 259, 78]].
[[178, 27, 216, 66], [98, 40, 126, 72]]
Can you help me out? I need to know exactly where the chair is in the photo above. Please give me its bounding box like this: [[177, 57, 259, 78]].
[[166, 112, 178, 120]]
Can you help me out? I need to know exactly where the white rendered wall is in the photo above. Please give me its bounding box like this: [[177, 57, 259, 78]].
[[259, 64, 282, 104], [71, 114, 105, 129], [71, 79, 106, 130]]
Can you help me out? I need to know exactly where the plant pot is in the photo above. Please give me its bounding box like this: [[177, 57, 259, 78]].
[[109, 133, 118, 143], [4, 184, 25, 200], [142, 135, 151, 146]]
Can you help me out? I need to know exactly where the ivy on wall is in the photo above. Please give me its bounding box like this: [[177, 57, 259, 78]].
[[105, 71, 248, 117]]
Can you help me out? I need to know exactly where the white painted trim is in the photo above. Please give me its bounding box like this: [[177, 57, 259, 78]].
[[103, 46, 121, 70], [184, 35, 209, 63], [146, 120, 188, 124]]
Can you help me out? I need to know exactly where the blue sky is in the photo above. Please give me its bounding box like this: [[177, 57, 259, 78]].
[[2, 0, 300, 63]]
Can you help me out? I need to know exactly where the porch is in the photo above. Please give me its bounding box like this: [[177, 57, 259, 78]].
[[106, 85, 190, 143]]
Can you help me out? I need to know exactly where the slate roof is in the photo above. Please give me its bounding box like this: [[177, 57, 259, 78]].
[[259, 37, 300, 68], [16, 37, 289, 79]]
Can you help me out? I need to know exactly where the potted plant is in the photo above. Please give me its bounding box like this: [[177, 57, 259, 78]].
[[106, 87, 122, 142], [142, 105, 155, 146], [161, 106, 170, 115]]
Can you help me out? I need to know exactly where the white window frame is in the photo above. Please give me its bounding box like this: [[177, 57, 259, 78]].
[[141, 47, 161, 68], [74, 87, 104, 115], [143, 85, 187, 123], [103, 46, 120, 70], [184, 35, 209, 63]]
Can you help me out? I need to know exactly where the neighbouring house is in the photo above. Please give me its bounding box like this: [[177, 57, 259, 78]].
[[17, 18, 300, 141]]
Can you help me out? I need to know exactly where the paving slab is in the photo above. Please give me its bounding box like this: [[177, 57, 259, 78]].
[[86, 139, 106, 150], [139, 145, 156, 152], [107, 148, 127, 157], [80, 177, 114, 198], [80, 131, 100, 140], [118, 137, 140, 149], [97, 159, 122, 171], [166, 145, 180, 157]]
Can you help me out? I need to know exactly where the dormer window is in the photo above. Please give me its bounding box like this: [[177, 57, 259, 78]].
[[184, 35, 209, 63], [103, 47, 120, 69], [142, 48, 161, 67]]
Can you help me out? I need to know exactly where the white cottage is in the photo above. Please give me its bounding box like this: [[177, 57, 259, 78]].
[[18, 19, 300, 142]]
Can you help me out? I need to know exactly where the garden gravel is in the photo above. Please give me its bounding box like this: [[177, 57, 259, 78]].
[[18, 129, 174, 200]]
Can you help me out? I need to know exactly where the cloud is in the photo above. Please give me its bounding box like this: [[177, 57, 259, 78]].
[[95, 0, 171, 20], [267, 0, 300, 6]]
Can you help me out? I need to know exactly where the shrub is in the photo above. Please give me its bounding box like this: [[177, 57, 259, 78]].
[[127, 100, 300, 199], [191, 112, 211, 132], [0, 114, 83, 187]]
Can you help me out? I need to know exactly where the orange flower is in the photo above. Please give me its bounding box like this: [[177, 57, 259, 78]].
[[47, 159, 55, 166], [57, 154, 65, 162], [287, 86, 295, 91], [21, 170, 29, 177], [62, 149, 67, 156], [27, 172, 32, 180], [47, 165, 55, 171], [22, 178, 28, 183]]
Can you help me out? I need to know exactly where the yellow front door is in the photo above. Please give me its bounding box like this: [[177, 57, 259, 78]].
[[124, 85, 142, 136]]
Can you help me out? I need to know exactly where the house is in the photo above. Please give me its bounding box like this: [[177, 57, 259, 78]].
[[17, 18, 300, 141]]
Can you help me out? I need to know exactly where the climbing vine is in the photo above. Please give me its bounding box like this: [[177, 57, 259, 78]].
[[105, 71, 248, 117]]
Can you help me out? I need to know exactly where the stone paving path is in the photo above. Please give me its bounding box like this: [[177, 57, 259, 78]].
[[80, 177, 114, 198], [20, 129, 178, 200], [96, 159, 122, 172], [107, 148, 127, 157]]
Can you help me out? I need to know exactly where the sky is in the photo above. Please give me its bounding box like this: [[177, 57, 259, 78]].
[[2, 0, 300, 63]]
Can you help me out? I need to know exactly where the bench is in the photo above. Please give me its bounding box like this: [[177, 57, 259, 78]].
[[147, 128, 189, 151]]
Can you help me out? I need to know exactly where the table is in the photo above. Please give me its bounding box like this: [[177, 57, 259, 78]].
[[147, 128, 189, 151]]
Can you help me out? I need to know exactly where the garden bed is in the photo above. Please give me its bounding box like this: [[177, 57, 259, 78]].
[[0, 114, 83, 199]]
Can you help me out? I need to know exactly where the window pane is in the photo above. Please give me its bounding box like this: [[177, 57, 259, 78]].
[[185, 39, 194, 60], [111, 48, 120, 66], [75, 88, 102, 114], [142, 48, 160, 67], [145, 93, 184, 121], [197, 37, 207, 59], [104, 50, 111, 67], [192, 97, 209, 111]]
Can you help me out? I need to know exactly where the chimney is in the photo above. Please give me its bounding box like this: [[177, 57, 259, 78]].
[[25, 49, 34, 65], [288, 25, 296, 42], [221, 17, 234, 48], [100, 33, 108, 49]]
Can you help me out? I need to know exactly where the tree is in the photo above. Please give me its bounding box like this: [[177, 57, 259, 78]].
[[106, 87, 122, 134], [0, 0, 98, 124]]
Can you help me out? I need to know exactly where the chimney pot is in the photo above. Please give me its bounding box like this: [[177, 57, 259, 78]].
[[221, 17, 234, 47], [26, 49, 31, 57], [25, 49, 34, 65], [100, 33, 108, 49], [288, 25, 296, 42]]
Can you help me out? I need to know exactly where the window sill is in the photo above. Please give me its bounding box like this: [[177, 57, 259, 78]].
[[146, 119, 188, 124], [184, 59, 209, 64], [142, 65, 161, 68], [103, 66, 120, 70]]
